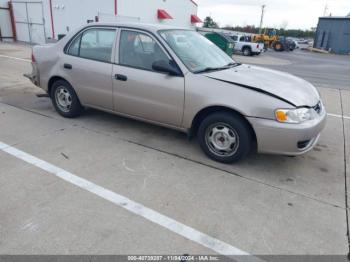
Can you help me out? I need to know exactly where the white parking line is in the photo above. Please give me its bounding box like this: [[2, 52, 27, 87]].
[[328, 113, 350, 120], [0, 141, 262, 261], [0, 54, 31, 62]]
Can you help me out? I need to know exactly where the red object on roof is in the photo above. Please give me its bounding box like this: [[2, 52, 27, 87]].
[[191, 14, 202, 23], [158, 9, 173, 19]]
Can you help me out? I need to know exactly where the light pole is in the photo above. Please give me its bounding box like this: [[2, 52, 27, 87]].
[[259, 4, 266, 35], [323, 3, 329, 16]]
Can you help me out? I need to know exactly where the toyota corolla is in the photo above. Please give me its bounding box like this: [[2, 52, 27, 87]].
[[26, 22, 327, 163]]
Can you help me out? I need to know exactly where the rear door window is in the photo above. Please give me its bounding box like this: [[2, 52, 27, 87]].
[[67, 28, 116, 63]]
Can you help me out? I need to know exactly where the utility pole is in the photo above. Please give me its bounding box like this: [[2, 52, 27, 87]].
[[259, 4, 266, 35], [323, 3, 328, 16]]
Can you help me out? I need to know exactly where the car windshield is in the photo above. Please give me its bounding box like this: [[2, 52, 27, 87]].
[[159, 30, 236, 73]]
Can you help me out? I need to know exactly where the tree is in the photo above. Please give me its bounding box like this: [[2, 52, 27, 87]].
[[203, 16, 219, 28]]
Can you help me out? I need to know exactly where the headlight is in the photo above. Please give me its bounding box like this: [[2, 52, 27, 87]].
[[275, 107, 318, 124]]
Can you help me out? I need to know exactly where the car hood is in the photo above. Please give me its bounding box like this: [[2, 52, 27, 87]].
[[203, 64, 320, 107]]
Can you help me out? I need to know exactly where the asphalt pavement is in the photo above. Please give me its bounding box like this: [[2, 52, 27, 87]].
[[236, 50, 350, 90]]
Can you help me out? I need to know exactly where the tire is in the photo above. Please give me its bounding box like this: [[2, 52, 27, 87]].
[[50, 80, 83, 118], [242, 47, 252, 56], [273, 41, 284, 52], [197, 112, 252, 163]]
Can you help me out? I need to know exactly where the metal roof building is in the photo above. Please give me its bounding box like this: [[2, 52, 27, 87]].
[[314, 16, 350, 54]]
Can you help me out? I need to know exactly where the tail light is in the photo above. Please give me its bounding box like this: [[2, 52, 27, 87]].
[[31, 52, 36, 63]]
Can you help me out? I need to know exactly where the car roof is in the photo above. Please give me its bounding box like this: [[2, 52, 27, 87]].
[[85, 22, 193, 33]]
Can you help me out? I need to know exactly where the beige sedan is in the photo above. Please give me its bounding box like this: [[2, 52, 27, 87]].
[[26, 22, 326, 163]]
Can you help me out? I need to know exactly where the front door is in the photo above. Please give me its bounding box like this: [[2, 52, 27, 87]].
[[112, 29, 184, 127], [63, 27, 116, 110]]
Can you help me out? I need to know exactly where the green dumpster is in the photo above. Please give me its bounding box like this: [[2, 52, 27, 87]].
[[198, 31, 235, 56]]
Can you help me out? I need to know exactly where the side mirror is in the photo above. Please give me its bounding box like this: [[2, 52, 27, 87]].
[[152, 60, 181, 76]]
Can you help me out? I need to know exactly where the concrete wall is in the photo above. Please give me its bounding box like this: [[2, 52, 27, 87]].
[[315, 18, 350, 54]]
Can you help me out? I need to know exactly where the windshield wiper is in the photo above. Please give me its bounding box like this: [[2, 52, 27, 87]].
[[226, 62, 242, 67], [194, 67, 226, 74], [194, 63, 242, 74]]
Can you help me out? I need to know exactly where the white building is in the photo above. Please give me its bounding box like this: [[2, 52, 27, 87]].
[[0, 0, 201, 44]]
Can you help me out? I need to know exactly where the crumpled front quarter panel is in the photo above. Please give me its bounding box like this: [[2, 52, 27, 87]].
[[182, 72, 291, 129]]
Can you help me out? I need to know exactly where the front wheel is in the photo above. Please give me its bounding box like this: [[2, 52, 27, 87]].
[[51, 80, 83, 118], [198, 112, 252, 163]]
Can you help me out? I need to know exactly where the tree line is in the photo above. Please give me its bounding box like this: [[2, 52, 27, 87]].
[[203, 16, 315, 39]]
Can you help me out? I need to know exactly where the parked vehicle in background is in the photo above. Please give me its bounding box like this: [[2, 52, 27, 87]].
[[26, 22, 326, 163], [274, 36, 296, 52], [252, 28, 278, 50], [230, 34, 264, 56], [288, 38, 312, 50], [197, 31, 235, 56], [252, 28, 296, 52]]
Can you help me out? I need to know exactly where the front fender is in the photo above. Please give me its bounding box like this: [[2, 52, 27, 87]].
[[182, 73, 291, 129]]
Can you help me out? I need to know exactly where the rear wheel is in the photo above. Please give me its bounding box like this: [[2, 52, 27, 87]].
[[198, 112, 252, 163], [51, 80, 83, 118], [242, 47, 252, 56], [273, 41, 284, 52]]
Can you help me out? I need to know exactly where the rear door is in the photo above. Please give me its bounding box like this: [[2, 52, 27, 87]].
[[63, 27, 117, 110], [112, 29, 185, 127]]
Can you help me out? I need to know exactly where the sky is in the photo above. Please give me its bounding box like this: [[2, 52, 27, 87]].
[[196, 0, 350, 30]]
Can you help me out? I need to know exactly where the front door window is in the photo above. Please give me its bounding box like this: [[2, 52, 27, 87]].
[[119, 30, 169, 71]]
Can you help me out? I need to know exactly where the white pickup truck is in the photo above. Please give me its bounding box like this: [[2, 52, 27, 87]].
[[230, 34, 264, 56]]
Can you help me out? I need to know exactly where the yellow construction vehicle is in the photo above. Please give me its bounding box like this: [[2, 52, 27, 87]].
[[252, 28, 296, 52], [252, 28, 278, 49]]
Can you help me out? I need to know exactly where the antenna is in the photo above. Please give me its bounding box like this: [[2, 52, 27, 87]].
[[259, 5, 266, 35]]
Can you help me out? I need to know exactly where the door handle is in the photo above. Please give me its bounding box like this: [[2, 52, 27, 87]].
[[115, 74, 127, 81], [64, 63, 72, 70]]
